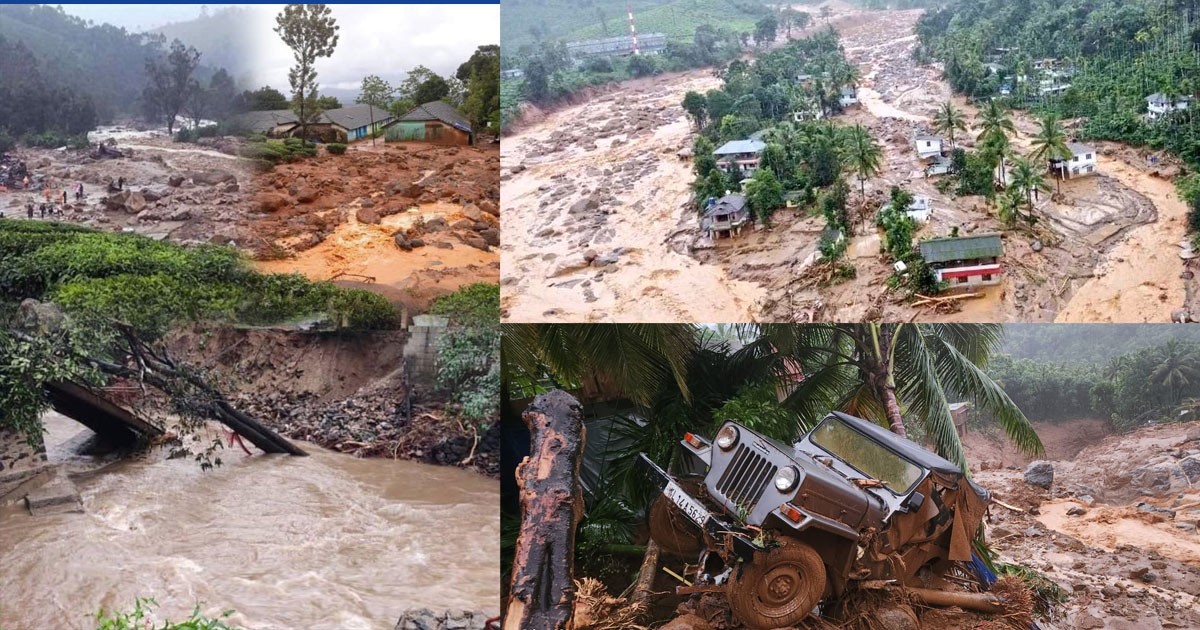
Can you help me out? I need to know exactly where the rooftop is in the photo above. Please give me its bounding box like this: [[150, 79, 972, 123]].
[[322, 104, 392, 131], [703, 194, 747, 218], [714, 139, 766, 155], [398, 100, 472, 133], [1066, 142, 1095, 155], [919, 233, 1003, 264]]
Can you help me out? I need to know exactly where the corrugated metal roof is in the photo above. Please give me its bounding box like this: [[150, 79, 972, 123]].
[[714, 139, 766, 155], [703, 194, 747, 218], [919, 234, 1002, 263], [398, 100, 472, 133], [321, 104, 392, 131]]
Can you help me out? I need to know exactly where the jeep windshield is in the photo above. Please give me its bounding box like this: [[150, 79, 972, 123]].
[[810, 416, 924, 495]]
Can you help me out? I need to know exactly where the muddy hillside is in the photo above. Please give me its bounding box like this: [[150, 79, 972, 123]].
[[501, 1, 1193, 323], [166, 325, 499, 476], [250, 141, 500, 311]]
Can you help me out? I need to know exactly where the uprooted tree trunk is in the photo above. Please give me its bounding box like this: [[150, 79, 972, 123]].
[[630, 540, 661, 605], [97, 324, 307, 455], [505, 389, 586, 630]]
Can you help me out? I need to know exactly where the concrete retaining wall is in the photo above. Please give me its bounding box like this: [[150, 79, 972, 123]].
[[404, 314, 448, 391]]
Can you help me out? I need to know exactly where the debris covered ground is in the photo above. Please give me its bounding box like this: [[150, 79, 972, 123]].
[[500, 0, 1193, 323], [166, 324, 499, 476], [249, 141, 500, 312], [582, 419, 1200, 630]]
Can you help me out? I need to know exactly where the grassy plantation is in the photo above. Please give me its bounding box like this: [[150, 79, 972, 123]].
[[503, 0, 766, 50], [0, 220, 398, 337]]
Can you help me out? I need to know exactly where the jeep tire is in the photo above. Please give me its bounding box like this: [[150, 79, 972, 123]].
[[647, 494, 703, 556], [727, 539, 826, 630]]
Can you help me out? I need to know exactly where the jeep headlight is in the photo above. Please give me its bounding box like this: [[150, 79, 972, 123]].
[[774, 466, 799, 492], [715, 425, 738, 450]]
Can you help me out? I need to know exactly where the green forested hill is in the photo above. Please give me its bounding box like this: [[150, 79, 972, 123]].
[[502, 0, 768, 53], [915, 0, 1200, 170], [1000, 324, 1200, 364], [0, 4, 163, 121]]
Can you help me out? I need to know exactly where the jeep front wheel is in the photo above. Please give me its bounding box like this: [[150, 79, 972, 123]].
[[647, 495, 702, 556], [727, 539, 826, 630]]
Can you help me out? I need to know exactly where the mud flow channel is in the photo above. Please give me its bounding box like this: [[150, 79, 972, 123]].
[[0, 414, 499, 629]]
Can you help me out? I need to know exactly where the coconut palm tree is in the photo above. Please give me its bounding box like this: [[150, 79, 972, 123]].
[[1029, 113, 1072, 194], [755, 323, 1044, 470], [500, 324, 698, 407], [976, 99, 1016, 146], [841, 123, 882, 206], [1150, 341, 1200, 403], [1007, 156, 1051, 225], [933, 101, 967, 151]]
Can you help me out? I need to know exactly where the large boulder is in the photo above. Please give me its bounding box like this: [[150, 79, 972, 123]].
[[254, 192, 290, 213], [124, 191, 146, 214], [10, 299, 66, 335], [356, 206, 381, 225], [1024, 460, 1055, 489], [188, 169, 237, 186]]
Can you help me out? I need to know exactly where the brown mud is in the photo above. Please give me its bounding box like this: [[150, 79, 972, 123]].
[[624, 420, 1200, 630], [500, 1, 1193, 323], [247, 141, 500, 312]]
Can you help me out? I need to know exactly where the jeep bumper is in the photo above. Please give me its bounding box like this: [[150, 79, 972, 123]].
[[636, 453, 761, 558]]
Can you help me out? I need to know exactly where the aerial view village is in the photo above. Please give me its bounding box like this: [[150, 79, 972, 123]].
[[1, 3, 500, 629], [500, 0, 1200, 324]]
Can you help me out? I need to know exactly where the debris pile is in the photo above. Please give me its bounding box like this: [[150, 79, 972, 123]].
[[0, 153, 30, 189], [230, 388, 500, 476]]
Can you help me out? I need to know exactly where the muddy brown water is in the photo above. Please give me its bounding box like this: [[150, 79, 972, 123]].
[[0, 414, 499, 630]]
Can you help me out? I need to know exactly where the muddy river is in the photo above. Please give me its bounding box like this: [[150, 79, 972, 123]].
[[0, 414, 499, 630]]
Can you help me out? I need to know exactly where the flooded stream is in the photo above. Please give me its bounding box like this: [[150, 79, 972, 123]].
[[0, 414, 499, 630]]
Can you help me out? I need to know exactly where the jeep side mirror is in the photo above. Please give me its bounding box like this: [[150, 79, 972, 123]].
[[905, 491, 925, 512]]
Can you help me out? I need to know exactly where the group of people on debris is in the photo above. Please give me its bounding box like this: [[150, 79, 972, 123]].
[[2, 179, 102, 221]]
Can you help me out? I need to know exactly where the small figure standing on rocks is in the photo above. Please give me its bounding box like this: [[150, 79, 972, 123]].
[[61, 189, 67, 205], [76, 182, 84, 201], [39, 203, 45, 219], [26, 203, 33, 219], [117, 176, 125, 191]]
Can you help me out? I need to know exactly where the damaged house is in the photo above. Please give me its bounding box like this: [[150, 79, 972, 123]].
[[1049, 142, 1098, 180], [702, 193, 750, 240], [919, 233, 1004, 288]]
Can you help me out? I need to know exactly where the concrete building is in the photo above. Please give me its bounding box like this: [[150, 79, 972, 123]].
[[839, 86, 859, 108], [914, 134, 944, 160], [1049, 142, 1098, 180], [386, 100, 473, 145], [702, 194, 750, 239], [919, 233, 1004, 288], [1147, 93, 1190, 120], [566, 33, 667, 58], [713, 138, 766, 175]]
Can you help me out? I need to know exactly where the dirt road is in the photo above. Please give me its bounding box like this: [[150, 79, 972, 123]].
[[500, 72, 765, 322]]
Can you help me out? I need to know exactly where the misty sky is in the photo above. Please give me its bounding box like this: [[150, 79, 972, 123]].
[[251, 4, 499, 97], [57, 4, 240, 31], [53, 4, 499, 98]]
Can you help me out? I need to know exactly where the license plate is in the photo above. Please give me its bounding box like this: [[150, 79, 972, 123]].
[[664, 481, 708, 528]]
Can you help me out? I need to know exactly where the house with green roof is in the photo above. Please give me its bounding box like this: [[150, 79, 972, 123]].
[[918, 233, 1003, 288]]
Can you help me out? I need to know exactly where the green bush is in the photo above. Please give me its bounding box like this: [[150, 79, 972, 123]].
[[326, 143, 347, 155], [0, 129, 14, 153], [95, 597, 240, 630], [0, 220, 401, 337], [429, 282, 499, 324]]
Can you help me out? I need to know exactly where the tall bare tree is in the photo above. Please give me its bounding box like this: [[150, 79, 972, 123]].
[[274, 4, 339, 142]]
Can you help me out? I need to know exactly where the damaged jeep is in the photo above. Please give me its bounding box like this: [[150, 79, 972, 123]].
[[638, 411, 990, 629]]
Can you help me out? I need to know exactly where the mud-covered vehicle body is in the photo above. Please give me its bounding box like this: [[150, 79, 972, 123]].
[[638, 412, 990, 629]]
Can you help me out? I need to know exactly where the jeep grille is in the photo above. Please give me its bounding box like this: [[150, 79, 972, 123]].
[[715, 444, 777, 513]]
